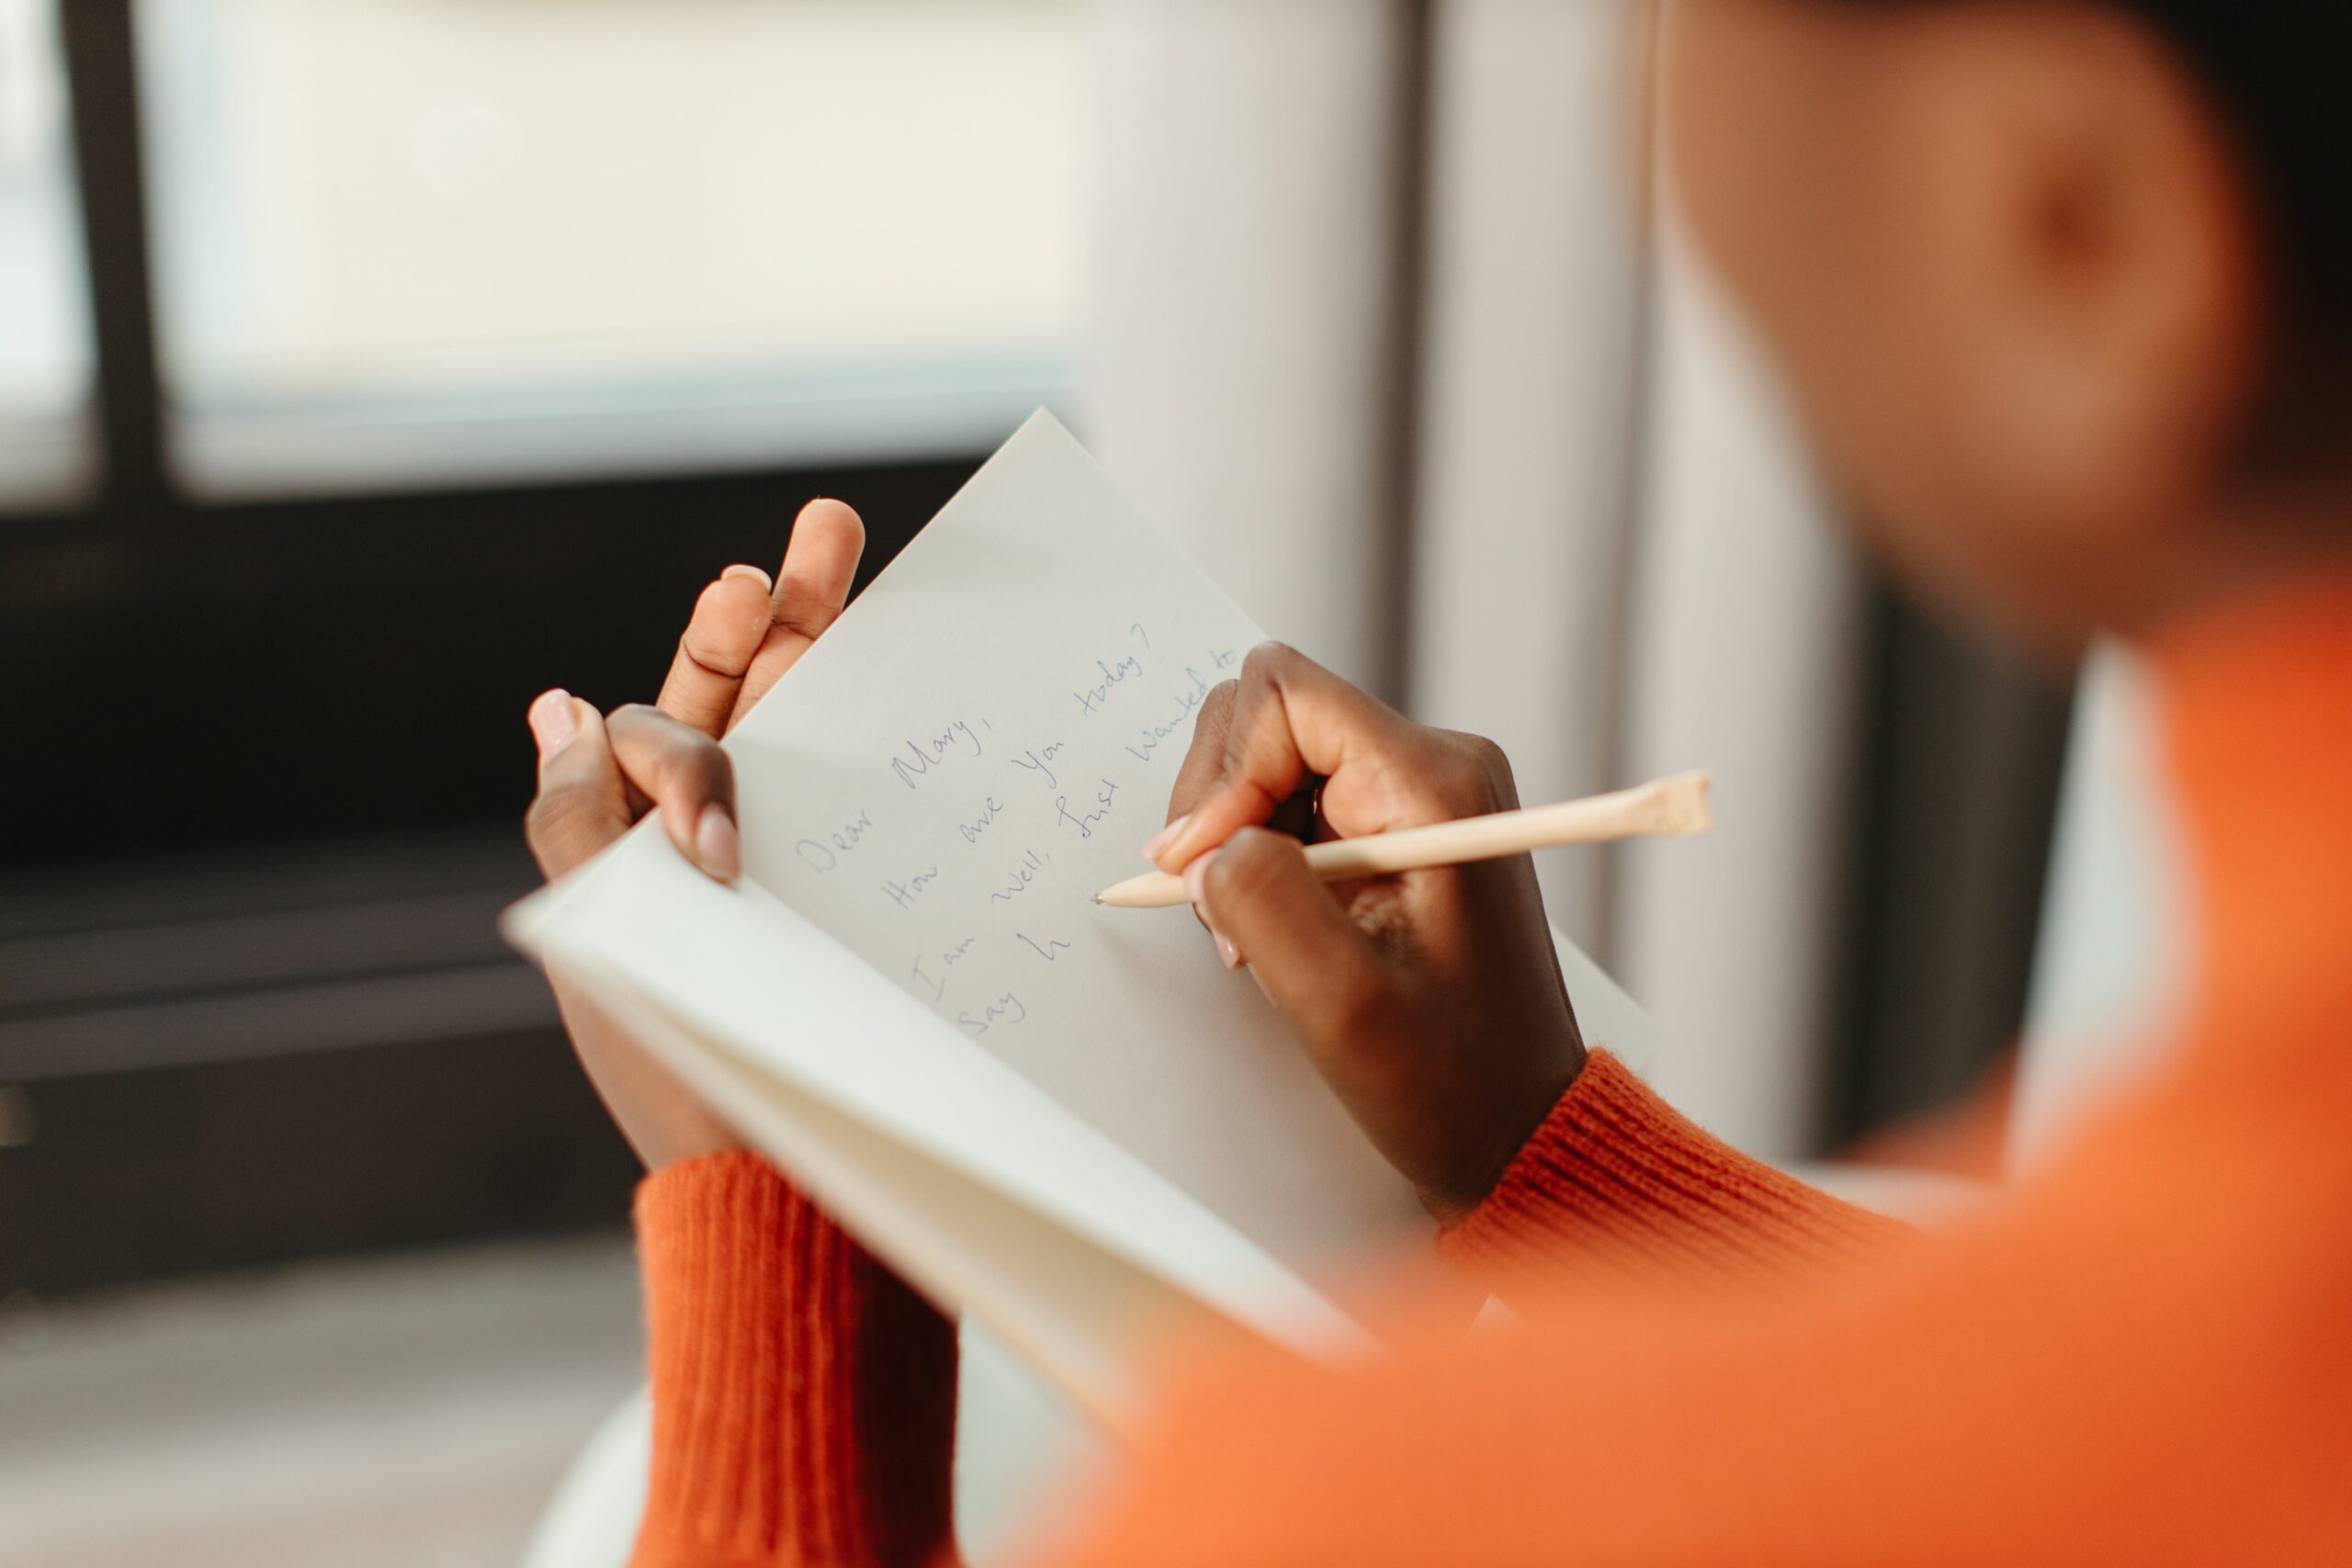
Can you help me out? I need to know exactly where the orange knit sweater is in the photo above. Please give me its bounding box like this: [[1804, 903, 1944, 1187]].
[[630, 571, 2352, 1568]]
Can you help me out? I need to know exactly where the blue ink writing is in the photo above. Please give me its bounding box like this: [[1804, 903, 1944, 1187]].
[[1072, 653, 1145, 716], [795, 808, 876, 873], [958, 991, 1028, 1037], [1054, 778, 1122, 840], [881, 866, 942, 911], [1011, 743, 1064, 791], [890, 720, 984, 789], [957, 796, 1007, 845], [1123, 663, 1225, 763], [910, 936, 978, 1003], [989, 849, 1048, 903]]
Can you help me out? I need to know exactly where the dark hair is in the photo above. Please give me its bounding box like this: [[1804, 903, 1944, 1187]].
[[2125, 4, 2352, 447]]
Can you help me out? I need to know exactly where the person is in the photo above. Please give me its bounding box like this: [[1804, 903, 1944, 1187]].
[[522, 0, 2352, 1562]]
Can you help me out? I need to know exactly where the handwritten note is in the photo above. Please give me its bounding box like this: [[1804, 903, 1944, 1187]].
[[683, 415, 1418, 1273], [514, 413, 1656, 1354]]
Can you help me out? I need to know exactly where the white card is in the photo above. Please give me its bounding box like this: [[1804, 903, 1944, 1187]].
[[509, 412, 1657, 1407]]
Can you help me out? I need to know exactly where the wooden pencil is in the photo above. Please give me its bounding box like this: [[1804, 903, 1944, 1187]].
[[1092, 772, 1713, 909]]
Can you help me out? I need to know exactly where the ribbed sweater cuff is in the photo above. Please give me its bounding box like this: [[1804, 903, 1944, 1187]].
[[632, 1153, 958, 1568], [1440, 1050, 1905, 1292]]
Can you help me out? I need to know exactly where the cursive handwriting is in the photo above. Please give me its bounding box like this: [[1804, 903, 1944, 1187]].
[[957, 796, 1007, 845], [957, 990, 1028, 1037], [989, 848, 1048, 903], [910, 935, 978, 1002], [1123, 662, 1228, 764], [1054, 777, 1122, 840], [1016, 931, 1072, 963], [1072, 653, 1145, 716], [1011, 742, 1065, 792], [890, 719, 986, 790], [795, 808, 876, 873], [881, 866, 942, 912]]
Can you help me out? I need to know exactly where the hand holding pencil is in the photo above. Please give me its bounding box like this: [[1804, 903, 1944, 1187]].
[[1125, 643, 1702, 1219], [1097, 772, 1712, 908]]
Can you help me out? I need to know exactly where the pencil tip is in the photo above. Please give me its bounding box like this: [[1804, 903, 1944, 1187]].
[[1091, 895, 1103, 905]]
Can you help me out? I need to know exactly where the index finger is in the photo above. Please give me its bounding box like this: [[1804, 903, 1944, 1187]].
[[1152, 677, 1238, 850], [1152, 643, 1411, 871], [656, 566, 775, 738], [728, 499, 866, 728]]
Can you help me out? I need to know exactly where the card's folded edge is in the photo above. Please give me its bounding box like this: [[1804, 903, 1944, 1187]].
[[508, 873, 1655, 1431], [557, 960, 1344, 1438], [503, 853, 1376, 1405], [494, 406, 1667, 1427]]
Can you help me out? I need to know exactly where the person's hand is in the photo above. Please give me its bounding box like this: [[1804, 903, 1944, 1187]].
[[523, 499, 866, 1168], [1148, 643, 1585, 1222]]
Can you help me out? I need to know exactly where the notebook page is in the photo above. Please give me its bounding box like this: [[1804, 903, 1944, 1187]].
[[534, 412, 1426, 1277], [521, 850, 1368, 1376], [516, 410, 1659, 1296]]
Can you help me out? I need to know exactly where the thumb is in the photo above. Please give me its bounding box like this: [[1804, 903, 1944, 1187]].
[[1189, 829, 1392, 1059], [526, 693, 633, 880]]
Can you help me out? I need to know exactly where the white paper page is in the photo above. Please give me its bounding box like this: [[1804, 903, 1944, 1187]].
[[515, 410, 1660, 1307], [523, 854, 1367, 1379], [546, 938, 1363, 1427], [707, 412, 1432, 1265]]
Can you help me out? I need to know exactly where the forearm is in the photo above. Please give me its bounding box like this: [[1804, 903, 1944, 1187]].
[[632, 1154, 959, 1568], [1052, 1041, 2352, 1564], [1441, 1050, 1909, 1296]]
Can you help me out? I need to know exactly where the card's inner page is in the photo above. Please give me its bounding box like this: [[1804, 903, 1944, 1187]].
[[557, 412, 1431, 1279]]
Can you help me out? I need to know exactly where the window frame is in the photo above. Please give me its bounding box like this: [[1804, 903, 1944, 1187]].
[[2, 1, 1011, 1296]]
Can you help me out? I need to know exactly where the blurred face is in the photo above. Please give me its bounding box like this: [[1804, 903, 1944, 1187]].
[[1656, 0, 2265, 652]]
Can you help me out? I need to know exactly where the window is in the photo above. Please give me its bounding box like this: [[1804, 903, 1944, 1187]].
[[6, 0, 1038, 1293], [134, 0, 1089, 499], [0, 0, 96, 508]]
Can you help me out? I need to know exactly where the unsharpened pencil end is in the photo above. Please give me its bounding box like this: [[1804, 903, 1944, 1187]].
[[1652, 772, 1714, 838]]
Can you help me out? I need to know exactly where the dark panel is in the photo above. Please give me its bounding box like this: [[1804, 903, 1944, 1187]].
[[1826, 585, 2077, 1145], [0, 458, 971, 869], [0, 1027, 636, 1299]]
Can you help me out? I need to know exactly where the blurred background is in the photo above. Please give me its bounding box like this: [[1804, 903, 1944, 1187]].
[[0, 2, 2107, 1563]]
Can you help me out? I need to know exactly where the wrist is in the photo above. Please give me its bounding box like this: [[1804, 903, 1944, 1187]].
[[1419, 1042, 1589, 1224]]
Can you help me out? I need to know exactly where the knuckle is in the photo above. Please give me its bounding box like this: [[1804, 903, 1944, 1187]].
[[1438, 729, 1518, 811], [522, 793, 555, 850], [1204, 826, 1294, 905], [680, 615, 755, 678], [772, 583, 838, 636], [1240, 640, 1299, 685], [524, 786, 580, 853], [1190, 680, 1239, 748]]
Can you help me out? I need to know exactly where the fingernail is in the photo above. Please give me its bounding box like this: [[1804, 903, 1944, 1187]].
[[1182, 849, 1219, 908], [1142, 813, 1191, 863], [721, 564, 773, 592], [528, 689, 577, 755], [695, 804, 741, 883], [1214, 931, 1242, 969]]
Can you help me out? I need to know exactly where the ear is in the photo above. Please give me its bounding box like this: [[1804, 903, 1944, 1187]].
[[1895, 5, 2264, 564]]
